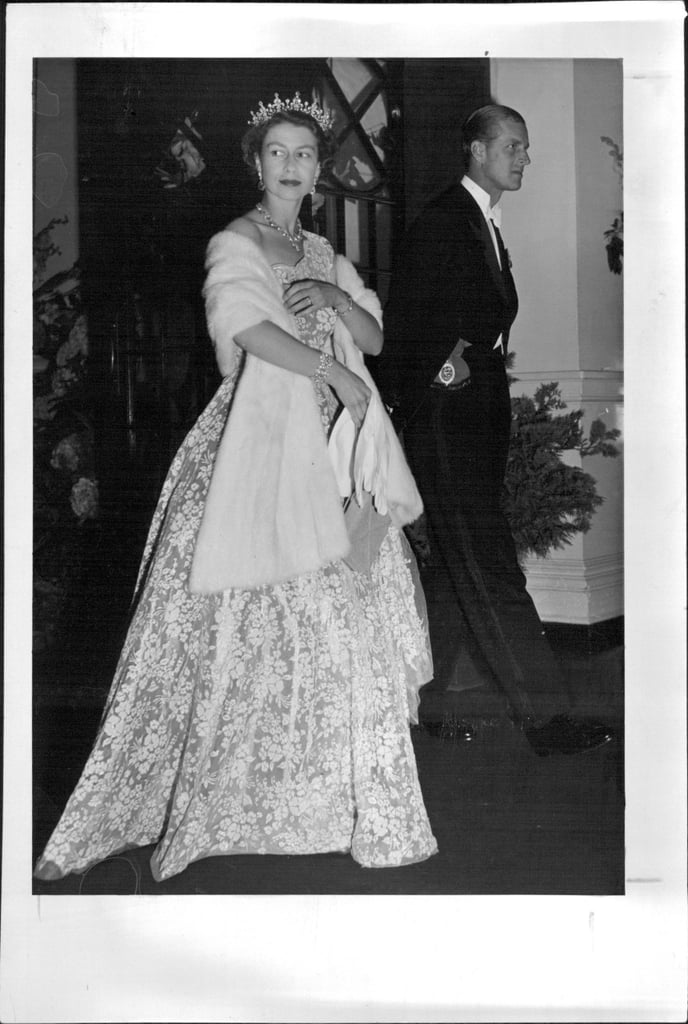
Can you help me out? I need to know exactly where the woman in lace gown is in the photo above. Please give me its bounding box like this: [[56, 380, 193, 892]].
[[35, 93, 437, 883]]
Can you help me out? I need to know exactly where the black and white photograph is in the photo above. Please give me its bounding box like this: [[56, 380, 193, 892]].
[[2, 3, 686, 1022]]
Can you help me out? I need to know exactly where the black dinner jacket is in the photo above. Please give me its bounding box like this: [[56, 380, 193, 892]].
[[380, 181, 519, 425]]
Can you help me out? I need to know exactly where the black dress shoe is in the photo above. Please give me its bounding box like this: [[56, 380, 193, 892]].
[[422, 716, 475, 744], [524, 713, 614, 757]]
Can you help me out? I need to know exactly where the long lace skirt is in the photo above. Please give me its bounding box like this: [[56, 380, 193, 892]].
[[35, 376, 437, 882]]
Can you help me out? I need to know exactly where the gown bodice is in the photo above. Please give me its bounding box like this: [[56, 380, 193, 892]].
[[272, 253, 339, 428], [271, 255, 338, 352]]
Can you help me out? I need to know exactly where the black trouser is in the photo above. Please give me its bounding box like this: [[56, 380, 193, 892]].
[[403, 362, 569, 724]]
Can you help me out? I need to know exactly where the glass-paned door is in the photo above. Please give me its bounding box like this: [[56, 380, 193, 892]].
[[312, 59, 403, 304]]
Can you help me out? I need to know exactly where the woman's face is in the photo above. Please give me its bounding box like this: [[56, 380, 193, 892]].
[[257, 122, 320, 203]]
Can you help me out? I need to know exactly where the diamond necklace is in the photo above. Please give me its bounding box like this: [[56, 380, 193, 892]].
[[256, 203, 304, 252]]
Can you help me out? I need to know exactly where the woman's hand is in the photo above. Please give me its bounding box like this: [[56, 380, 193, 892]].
[[283, 278, 383, 357], [328, 361, 371, 429], [283, 279, 347, 317]]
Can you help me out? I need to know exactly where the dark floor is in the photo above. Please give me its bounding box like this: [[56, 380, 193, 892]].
[[33, 612, 624, 896]]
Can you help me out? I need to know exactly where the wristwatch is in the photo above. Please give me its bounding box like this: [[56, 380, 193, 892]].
[[437, 362, 456, 385]]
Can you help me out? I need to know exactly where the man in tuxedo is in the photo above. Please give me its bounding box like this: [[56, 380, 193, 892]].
[[381, 104, 612, 756]]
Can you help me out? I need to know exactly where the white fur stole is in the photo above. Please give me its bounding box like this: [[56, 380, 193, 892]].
[[189, 231, 350, 593]]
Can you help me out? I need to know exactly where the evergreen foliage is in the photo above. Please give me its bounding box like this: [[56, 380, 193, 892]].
[[503, 376, 620, 559]]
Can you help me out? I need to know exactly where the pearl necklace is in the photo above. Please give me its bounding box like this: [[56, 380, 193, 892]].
[[256, 203, 303, 252]]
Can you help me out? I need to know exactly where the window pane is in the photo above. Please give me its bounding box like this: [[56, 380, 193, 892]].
[[331, 132, 383, 192], [330, 58, 380, 112]]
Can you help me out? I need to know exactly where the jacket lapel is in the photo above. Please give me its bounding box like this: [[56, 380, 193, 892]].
[[470, 206, 508, 302], [454, 185, 508, 302]]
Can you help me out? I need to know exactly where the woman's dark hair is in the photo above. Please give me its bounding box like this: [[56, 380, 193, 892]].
[[461, 104, 526, 169], [241, 109, 337, 179]]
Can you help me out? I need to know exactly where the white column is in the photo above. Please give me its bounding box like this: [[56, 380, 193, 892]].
[[491, 59, 623, 624]]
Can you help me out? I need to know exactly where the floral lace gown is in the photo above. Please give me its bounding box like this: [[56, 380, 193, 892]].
[[35, 247, 438, 883]]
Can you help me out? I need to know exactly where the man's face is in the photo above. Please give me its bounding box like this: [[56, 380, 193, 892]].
[[474, 118, 531, 199]]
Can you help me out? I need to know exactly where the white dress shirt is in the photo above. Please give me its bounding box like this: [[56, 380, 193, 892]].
[[461, 174, 505, 351]]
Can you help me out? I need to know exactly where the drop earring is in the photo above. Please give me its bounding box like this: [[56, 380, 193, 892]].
[[256, 163, 264, 191]]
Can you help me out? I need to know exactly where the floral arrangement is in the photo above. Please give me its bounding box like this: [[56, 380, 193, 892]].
[[504, 377, 620, 559], [34, 218, 99, 650], [601, 136, 623, 275], [155, 111, 206, 190]]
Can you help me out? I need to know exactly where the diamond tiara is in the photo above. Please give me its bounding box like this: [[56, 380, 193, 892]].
[[248, 92, 335, 133]]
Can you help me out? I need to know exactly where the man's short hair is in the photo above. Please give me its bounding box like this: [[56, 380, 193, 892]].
[[461, 104, 526, 168]]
